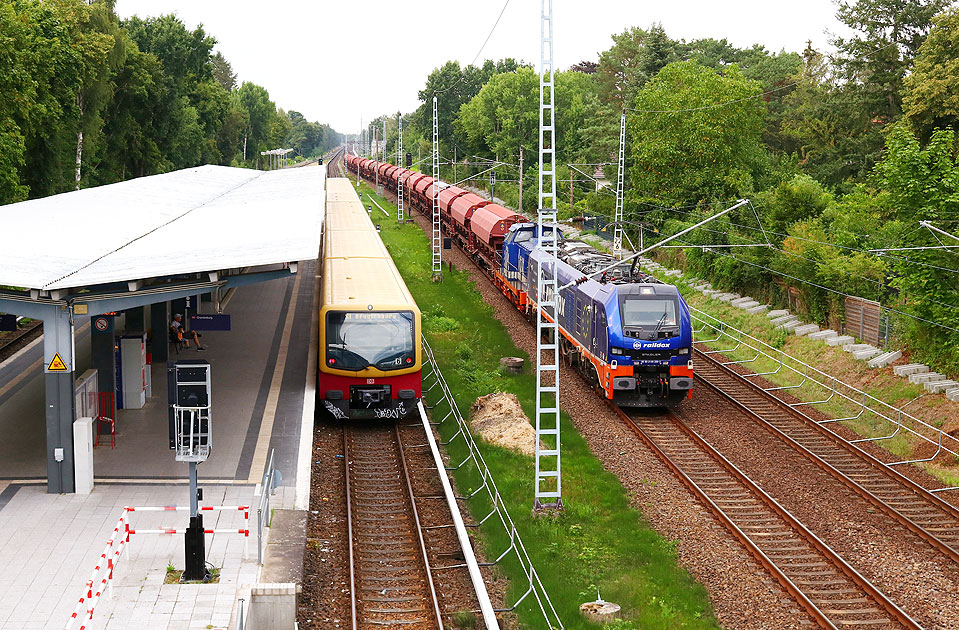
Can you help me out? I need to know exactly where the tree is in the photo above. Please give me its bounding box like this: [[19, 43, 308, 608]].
[[211, 51, 236, 91], [902, 7, 959, 140], [779, 43, 884, 188], [832, 0, 950, 121], [874, 123, 959, 369], [236, 81, 275, 161], [627, 61, 767, 204], [414, 58, 524, 152], [595, 25, 681, 109], [455, 67, 602, 165]]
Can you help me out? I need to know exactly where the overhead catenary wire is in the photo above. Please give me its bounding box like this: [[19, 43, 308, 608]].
[[435, 0, 512, 96], [666, 235, 959, 335]]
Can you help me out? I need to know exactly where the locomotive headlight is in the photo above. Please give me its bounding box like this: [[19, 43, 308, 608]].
[[611, 347, 623, 355], [677, 347, 690, 355]]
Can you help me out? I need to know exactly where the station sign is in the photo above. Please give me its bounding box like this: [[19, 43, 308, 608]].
[[189, 314, 231, 331]]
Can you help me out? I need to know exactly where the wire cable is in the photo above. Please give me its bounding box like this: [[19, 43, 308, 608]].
[[435, 0, 512, 95]]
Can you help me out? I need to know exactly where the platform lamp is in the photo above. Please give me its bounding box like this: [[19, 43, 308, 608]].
[[167, 360, 213, 582]]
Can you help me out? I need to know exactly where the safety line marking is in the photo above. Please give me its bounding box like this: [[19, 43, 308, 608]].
[[295, 265, 320, 510], [247, 268, 303, 483]]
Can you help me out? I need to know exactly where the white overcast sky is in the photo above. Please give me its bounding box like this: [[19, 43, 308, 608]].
[[114, 1, 850, 134]]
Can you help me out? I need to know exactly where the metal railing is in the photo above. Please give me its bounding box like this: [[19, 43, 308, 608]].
[[256, 449, 277, 565], [689, 305, 959, 489], [420, 337, 564, 629]]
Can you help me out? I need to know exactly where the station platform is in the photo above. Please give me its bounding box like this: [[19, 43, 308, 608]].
[[0, 258, 318, 629]]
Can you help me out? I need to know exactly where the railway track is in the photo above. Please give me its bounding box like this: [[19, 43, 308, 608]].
[[693, 348, 959, 564], [613, 405, 922, 630], [0, 320, 42, 364], [343, 423, 444, 630], [326, 147, 345, 178]]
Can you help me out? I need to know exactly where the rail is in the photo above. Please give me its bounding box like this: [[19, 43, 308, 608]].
[[420, 337, 564, 629], [614, 406, 923, 630], [689, 304, 959, 488], [417, 400, 499, 629], [256, 448, 277, 565]]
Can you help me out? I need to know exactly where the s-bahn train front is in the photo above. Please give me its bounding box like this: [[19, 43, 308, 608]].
[[319, 177, 422, 420], [319, 302, 422, 420]]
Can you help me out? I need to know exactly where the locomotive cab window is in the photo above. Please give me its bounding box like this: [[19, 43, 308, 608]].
[[621, 298, 678, 328], [326, 311, 415, 371]]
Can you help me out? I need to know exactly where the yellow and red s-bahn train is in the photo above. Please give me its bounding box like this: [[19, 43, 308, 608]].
[[318, 178, 422, 419]]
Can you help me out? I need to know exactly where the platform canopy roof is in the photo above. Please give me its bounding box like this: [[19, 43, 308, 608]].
[[0, 165, 325, 291]]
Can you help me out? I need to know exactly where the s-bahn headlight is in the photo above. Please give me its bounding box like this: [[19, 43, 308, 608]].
[[677, 347, 690, 355]]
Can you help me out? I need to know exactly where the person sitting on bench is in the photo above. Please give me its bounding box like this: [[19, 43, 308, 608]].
[[171, 314, 205, 351]]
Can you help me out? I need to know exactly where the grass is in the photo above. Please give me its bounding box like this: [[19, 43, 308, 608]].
[[355, 180, 719, 630], [164, 562, 219, 584]]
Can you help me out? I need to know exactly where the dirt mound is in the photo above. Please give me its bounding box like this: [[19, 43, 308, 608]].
[[470, 392, 535, 456]]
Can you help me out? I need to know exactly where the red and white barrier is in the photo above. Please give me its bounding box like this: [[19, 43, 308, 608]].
[[123, 505, 251, 556], [65, 511, 128, 630], [64, 505, 251, 630]]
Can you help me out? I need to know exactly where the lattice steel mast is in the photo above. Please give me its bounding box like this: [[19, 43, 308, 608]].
[[431, 95, 442, 281], [613, 111, 626, 258], [534, 0, 562, 511], [397, 115, 404, 221]]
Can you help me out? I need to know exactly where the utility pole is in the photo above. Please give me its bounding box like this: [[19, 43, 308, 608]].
[[374, 127, 379, 193], [518, 147, 523, 214], [453, 146, 457, 185], [534, 0, 562, 513], [383, 118, 387, 163], [613, 111, 626, 258], [397, 114, 404, 221], [431, 95, 442, 282]]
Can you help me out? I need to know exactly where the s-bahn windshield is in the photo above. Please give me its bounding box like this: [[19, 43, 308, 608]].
[[326, 311, 415, 371], [621, 298, 678, 327]]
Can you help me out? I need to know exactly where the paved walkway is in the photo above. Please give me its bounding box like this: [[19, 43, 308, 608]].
[[0, 483, 299, 630], [0, 259, 317, 630]]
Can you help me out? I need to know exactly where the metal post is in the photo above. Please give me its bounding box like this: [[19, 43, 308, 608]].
[[613, 111, 626, 258], [490, 168, 496, 201], [43, 306, 76, 493], [382, 118, 387, 163], [183, 460, 206, 580], [397, 115, 404, 221], [374, 127, 379, 191], [518, 147, 523, 214], [535, 0, 562, 512], [431, 95, 442, 281]]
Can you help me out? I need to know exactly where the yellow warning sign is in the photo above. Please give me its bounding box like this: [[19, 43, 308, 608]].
[[47, 353, 68, 372]]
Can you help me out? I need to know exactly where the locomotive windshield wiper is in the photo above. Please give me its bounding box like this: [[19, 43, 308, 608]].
[[652, 311, 669, 338]]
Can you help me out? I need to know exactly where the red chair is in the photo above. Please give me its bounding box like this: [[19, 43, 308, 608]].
[[95, 392, 116, 449]]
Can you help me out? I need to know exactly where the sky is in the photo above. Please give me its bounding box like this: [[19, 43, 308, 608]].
[[114, 0, 851, 135]]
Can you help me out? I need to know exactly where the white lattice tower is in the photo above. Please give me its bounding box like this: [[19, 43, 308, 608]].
[[397, 115, 404, 221], [431, 95, 442, 279], [535, 0, 561, 510], [613, 111, 626, 258]]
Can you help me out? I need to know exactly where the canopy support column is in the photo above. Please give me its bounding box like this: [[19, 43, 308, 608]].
[[43, 305, 76, 493]]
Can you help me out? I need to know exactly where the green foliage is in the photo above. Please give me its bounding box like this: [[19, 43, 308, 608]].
[[832, 0, 950, 122], [874, 123, 959, 373], [756, 174, 833, 234], [628, 61, 767, 204], [0, 1, 342, 204], [903, 7, 959, 140]]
